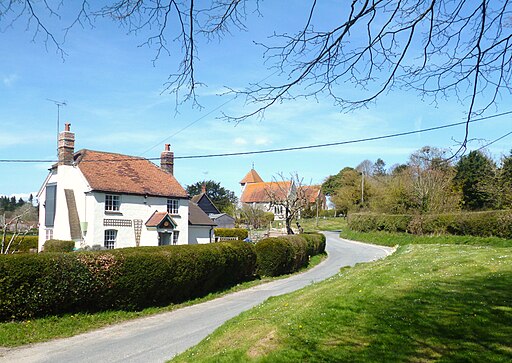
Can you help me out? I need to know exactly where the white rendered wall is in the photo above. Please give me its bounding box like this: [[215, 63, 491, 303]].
[[37, 165, 90, 251], [188, 225, 213, 244], [87, 193, 189, 249]]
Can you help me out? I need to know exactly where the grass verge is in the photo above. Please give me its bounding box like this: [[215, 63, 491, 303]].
[[171, 244, 512, 362], [298, 217, 348, 232], [0, 253, 326, 347], [339, 229, 512, 247]]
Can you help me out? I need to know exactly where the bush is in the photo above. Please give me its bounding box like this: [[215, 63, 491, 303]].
[[348, 214, 412, 233], [0, 241, 257, 321], [301, 232, 327, 256], [1, 235, 38, 253], [254, 237, 295, 277], [348, 211, 512, 238], [214, 228, 249, 240], [43, 239, 75, 252], [254, 233, 326, 277]]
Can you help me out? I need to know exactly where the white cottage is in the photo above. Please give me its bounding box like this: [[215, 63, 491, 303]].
[[37, 124, 215, 250]]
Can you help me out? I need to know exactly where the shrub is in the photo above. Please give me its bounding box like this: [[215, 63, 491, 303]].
[[349, 214, 412, 233], [254, 233, 326, 277], [214, 228, 249, 240], [348, 211, 512, 238], [0, 241, 257, 321], [301, 233, 327, 256], [1, 235, 38, 253], [43, 239, 75, 252], [254, 237, 294, 277]]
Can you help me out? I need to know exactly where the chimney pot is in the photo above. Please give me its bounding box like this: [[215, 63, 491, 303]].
[[58, 122, 75, 166], [161, 144, 174, 175]]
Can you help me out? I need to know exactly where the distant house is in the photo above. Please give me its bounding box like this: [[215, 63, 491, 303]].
[[191, 185, 236, 229], [37, 124, 215, 250], [239, 168, 326, 220]]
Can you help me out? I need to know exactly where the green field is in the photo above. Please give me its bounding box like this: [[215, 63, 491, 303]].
[[172, 244, 512, 362], [339, 229, 512, 247], [298, 216, 347, 232]]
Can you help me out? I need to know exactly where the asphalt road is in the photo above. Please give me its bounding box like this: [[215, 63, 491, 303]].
[[0, 232, 394, 363]]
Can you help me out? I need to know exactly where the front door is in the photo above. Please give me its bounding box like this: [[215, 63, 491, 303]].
[[159, 232, 171, 246]]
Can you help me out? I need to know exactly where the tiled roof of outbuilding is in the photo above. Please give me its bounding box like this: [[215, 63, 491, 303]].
[[189, 203, 217, 226], [75, 149, 188, 198]]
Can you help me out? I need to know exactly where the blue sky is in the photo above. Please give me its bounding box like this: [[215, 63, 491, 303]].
[[1, 1, 511, 200]]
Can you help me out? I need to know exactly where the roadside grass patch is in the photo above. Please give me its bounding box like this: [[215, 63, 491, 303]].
[[298, 217, 348, 232], [171, 244, 512, 362], [0, 253, 325, 347], [339, 229, 512, 247]]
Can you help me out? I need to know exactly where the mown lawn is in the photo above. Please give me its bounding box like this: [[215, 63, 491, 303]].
[[298, 217, 347, 232], [171, 244, 512, 362], [0, 254, 326, 347], [339, 229, 512, 247]]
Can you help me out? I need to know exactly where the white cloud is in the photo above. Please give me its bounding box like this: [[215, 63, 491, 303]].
[[2, 74, 18, 87], [254, 137, 270, 145], [234, 137, 247, 145]]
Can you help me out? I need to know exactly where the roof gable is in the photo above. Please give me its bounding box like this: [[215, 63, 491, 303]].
[[145, 211, 178, 228], [191, 193, 221, 215], [240, 181, 292, 203], [240, 169, 264, 184], [75, 149, 188, 198], [189, 203, 216, 226]]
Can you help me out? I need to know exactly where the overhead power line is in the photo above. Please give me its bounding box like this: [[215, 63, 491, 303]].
[[1, 110, 511, 164]]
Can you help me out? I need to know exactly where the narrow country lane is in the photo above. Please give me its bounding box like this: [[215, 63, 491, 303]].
[[0, 232, 394, 363]]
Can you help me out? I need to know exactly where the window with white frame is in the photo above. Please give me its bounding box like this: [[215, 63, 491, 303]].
[[45, 228, 53, 241], [173, 231, 179, 245], [105, 195, 120, 212], [167, 199, 179, 214], [104, 229, 117, 249]]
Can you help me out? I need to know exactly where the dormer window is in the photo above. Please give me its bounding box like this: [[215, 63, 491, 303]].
[[105, 194, 120, 212], [167, 199, 179, 214]]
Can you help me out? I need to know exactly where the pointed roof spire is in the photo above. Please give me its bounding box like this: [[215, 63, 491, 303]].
[[240, 168, 263, 184]]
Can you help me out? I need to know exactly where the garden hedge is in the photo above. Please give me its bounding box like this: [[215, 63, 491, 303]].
[[254, 233, 326, 277], [0, 241, 256, 321], [43, 239, 75, 252], [1, 235, 38, 253], [214, 228, 249, 240], [348, 210, 512, 238]]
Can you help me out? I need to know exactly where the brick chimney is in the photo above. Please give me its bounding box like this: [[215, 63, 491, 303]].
[[161, 144, 174, 175], [201, 182, 206, 194], [58, 123, 75, 166]]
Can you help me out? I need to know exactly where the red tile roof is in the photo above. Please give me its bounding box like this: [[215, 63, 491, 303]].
[[240, 169, 264, 184], [145, 211, 177, 228], [240, 181, 291, 203], [301, 185, 323, 203], [75, 149, 188, 198]]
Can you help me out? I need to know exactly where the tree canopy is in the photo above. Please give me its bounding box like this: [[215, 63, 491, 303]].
[[3, 1, 511, 146], [186, 180, 237, 214]]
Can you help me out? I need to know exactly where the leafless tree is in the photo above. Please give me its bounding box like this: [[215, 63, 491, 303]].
[[1, 205, 36, 254], [3, 1, 511, 150], [265, 173, 310, 235]]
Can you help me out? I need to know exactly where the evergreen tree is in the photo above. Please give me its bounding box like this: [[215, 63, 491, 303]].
[[454, 150, 497, 210], [500, 150, 512, 208], [186, 180, 237, 214]]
